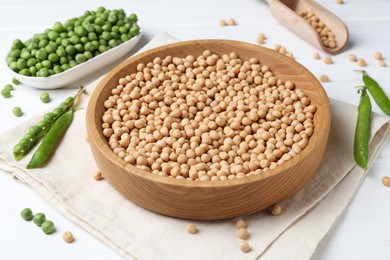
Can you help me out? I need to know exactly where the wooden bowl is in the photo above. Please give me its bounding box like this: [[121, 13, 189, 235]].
[[86, 40, 331, 220]]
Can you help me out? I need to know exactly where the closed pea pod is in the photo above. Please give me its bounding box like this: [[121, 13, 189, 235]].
[[27, 109, 73, 169], [358, 70, 390, 116], [354, 87, 371, 169]]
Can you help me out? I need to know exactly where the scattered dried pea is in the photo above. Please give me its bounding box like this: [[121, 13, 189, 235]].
[[382, 176, 390, 187], [348, 54, 357, 62], [237, 227, 249, 240], [257, 33, 266, 44], [313, 52, 321, 60], [228, 18, 237, 26], [63, 231, 74, 243], [219, 19, 227, 26], [240, 241, 251, 253], [235, 219, 247, 229], [323, 56, 333, 64], [336, 0, 344, 4], [319, 74, 329, 82], [374, 52, 383, 60], [271, 204, 282, 216], [378, 60, 386, 67], [186, 223, 197, 234], [357, 58, 367, 67], [93, 170, 104, 180]]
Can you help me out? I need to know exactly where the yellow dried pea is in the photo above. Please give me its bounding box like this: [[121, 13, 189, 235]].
[[323, 56, 333, 64], [93, 170, 104, 180], [313, 52, 321, 60], [237, 227, 249, 240], [271, 204, 282, 216], [63, 231, 74, 243], [319, 74, 329, 82], [374, 52, 383, 60], [228, 18, 237, 26], [357, 58, 367, 67], [299, 11, 337, 49], [240, 241, 251, 253], [102, 51, 316, 181], [257, 33, 266, 44], [219, 19, 227, 26], [336, 0, 344, 4], [348, 54, 357, 62], [378, 60, 387, 67], [382, 176, 390, 187], [235, 219, 247, 229], [186, 223, 197, 234]]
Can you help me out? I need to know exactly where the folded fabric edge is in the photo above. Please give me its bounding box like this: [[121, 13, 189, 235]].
[[260, 120, 390, 260]]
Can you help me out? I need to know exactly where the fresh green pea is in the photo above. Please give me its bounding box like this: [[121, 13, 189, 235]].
[[38, 39, 49, 49], [129, 13, 138, 22], [354, 87, 371, 170], [33, 213, 46, 226], [27, 57, 37, 67], [47, 31, 59, 41], [13, 39, 24, 49], [16, 59, 27, 70], [358, 70, 390, 116], [1, 88, 11, 98], [53, 65, 62, 74], [29, 66, 37, 76], [41, 220, 55, 234], [27, 109, 73, 169], [4, 84, 14, 91], [12, 106, 23, 117], [20, 50, 31, 60], [53, 22, 64, 33], [48, 53, 59, 62], [9, 61, 18, 71], [20, 68, 31, 76], [12, 78, 20, 85], [20, 208, 33, 221], [35, 49, 48, 61], [37, 68, 49, 77], [75, 53, 86, 64], [42, 60, 52, 69], [45, 44, 56, 54], [29, 126, 43, 136], [40, 92, 50, 103]]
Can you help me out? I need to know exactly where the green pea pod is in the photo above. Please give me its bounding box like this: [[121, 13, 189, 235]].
[[359, 70, 390, 116], [13, 86, 84, 160], [354, 87, 371, 169], [26, 109, 73, 169]]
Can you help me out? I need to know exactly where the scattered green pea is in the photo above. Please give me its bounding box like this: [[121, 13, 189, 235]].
[[12, 78, 20, 85], [41, 220, 56, 234], [4, 84, 13, 91], [20, 208, 33, 221], [1, 88, 11, 98], [12, 106, 23, 117], [33, 213, 46, 226]]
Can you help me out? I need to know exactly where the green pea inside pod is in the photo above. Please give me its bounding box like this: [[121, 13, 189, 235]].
[[44, 112, 56, 122], [28, 125, 43, 136], [52, 106, 65, 116]]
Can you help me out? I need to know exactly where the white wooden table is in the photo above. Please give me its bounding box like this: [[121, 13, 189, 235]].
[[0, 0, 389, 259]]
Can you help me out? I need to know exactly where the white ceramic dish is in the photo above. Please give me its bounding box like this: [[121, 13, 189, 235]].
[[8, 31, 142, 89]]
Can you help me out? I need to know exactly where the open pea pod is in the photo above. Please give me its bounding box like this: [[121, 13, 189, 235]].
[[13, 86, 84, 161]]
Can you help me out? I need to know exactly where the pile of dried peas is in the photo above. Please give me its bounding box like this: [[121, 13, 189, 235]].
[[299, 11, 337, 49], [102, 50, 316, 181]]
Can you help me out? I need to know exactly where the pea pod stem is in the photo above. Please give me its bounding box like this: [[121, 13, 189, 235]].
[[13, 86, 85, 161], [354, 87, 371, 169], [26, 109, 74, 169], [355, 70, 390, 116]]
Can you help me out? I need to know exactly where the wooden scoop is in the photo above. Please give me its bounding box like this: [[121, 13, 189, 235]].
[[266, 0, 349, 54]]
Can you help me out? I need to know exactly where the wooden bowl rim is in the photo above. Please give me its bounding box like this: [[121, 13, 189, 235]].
[[86, 39, 331, 189]]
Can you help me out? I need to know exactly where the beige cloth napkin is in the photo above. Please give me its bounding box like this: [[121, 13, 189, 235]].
[[1, 33, 389, 260]]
